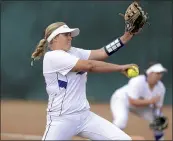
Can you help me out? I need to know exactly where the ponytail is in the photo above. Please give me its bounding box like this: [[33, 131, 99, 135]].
[[31, 39, 47, 66]]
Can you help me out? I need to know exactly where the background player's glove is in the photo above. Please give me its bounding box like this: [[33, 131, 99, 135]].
[[149, 116, 168, 131], [119, 1, 149, 34]]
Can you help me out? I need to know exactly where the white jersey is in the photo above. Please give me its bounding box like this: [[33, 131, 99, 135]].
[[43, 47, 91, 116], [113, 75, 166, 108]]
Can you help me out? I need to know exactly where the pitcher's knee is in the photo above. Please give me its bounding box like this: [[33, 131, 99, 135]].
[[111, 133, 132, 140], [120, 133, 132, 141], [120, 133, 132, 140]]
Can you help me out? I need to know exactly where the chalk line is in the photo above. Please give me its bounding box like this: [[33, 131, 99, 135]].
[[1, 132, 90, 140], [1, 132, 42, 140]]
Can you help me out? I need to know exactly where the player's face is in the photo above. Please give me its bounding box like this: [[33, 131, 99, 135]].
[[148, 72, 163, 85], [54, 32, 72, 51]]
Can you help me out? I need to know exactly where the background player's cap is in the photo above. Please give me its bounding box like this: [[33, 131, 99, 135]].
[[47, 24, 80, 42], [146, 63, 167, 75]]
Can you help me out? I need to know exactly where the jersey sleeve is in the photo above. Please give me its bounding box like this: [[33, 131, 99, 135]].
[[75, 47, 91, 60], [127, 77, 143, 99], [49, 50, 79, 75]]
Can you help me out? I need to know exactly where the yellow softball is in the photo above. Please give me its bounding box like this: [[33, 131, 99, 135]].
[[127, 66, 139, 78]]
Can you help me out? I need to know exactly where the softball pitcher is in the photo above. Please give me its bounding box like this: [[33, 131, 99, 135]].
[[110, 63, 168, 140], [30, 2, 148, 140], [32, 22, 135, 140]]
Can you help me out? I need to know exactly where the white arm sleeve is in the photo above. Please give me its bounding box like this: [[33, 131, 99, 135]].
[[74, 47, 91, 60], [47, 50, 79, 75]]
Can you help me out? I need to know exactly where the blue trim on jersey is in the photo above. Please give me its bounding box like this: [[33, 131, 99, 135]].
[[59, 76, 68, 116], [58, 80, 67, 89], [56, 73, 68, 116]]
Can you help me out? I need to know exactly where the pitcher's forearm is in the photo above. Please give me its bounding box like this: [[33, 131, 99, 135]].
[[72, 60, 135, 74], [88, 60, 123, 73], [72, 59, 123, 73], [89, 32, 133, 61]]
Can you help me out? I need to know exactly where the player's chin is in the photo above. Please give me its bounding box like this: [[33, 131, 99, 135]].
[[65, 45, 71, 51], [68, 44, 71, 49], [130, 135, 145, 140]]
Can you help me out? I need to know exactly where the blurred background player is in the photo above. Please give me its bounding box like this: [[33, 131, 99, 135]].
[[110, 63, 168, 140]]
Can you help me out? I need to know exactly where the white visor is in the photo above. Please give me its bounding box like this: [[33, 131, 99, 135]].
[[47, 24, 80, 42], [146, 63, 167, 75]]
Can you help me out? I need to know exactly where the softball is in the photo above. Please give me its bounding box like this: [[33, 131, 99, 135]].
[[127, 66, 139, 78]]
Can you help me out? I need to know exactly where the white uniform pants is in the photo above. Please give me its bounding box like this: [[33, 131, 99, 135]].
[[42, 110, 131, 140], [110, 93, 154, 129]]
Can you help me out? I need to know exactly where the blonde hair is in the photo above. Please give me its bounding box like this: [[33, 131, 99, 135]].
[[31, 22, 66, 66]]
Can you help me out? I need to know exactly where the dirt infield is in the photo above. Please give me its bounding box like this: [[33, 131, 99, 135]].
[[1, 100, 172, 140]]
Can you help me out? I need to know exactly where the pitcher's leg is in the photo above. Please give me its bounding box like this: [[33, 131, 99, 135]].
[[42, 115, 78, 140], [78, 111, 132, 140]]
